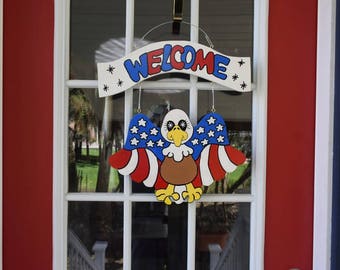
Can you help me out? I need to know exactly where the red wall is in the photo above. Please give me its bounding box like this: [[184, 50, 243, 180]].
[[3, 0, 54, 269], [266, 0, 317, 269], [2, 0, 316, 269]]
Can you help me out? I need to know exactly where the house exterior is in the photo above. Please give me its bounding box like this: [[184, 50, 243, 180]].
[[2, 0, 338, 269]]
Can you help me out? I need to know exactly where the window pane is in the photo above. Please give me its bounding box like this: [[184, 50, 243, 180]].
[[135, 0, 191, 42], [68, 89, 125, 193], [70, 0, 126, 79], [196, 202, 250, 270], [200, 0, 254, 58], [132, 202, 187, 270], [68, 202, 124, 270]]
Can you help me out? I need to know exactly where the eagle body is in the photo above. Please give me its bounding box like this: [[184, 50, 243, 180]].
[[160, 155, 197, 185], [109, 109, 246, 205]]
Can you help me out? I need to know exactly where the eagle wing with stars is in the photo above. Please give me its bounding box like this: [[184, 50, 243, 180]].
[[109, 113, 169, 188], [186, 112, 246, 187]]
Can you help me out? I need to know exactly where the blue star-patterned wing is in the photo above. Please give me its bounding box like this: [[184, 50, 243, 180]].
[[185, 112, 230, 160], [124, 113, 170, 161]]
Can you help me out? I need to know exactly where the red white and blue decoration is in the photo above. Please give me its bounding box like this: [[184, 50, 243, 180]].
[[97, 40, 251, 97], [109, 109, 246, 205]]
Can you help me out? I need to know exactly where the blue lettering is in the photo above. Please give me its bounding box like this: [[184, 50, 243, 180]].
[[213, 54, 230, 80], [181, 45, 196, 69], [161, 44, 173, 72], [124, 54, 148, 82]]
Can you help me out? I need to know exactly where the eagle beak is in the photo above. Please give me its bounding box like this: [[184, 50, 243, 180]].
[[167, 126, 188, 147]]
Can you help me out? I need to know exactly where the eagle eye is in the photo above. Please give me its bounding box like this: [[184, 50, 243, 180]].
[[166, 120, 175, 131], [178, 119, 187, 131]]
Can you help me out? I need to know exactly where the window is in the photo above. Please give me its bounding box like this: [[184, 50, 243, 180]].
[[54, 0, 268, 269]]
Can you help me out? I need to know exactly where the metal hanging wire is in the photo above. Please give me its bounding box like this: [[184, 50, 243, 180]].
[[136, 21, 217, 113], [137, 83, 142, 113], [137, 20, 214, 49], [211, 82, 216, 112]]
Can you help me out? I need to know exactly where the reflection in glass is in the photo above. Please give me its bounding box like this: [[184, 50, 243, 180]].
[[70, 0, 126, 79], [196, 203, 250, 270], [68, 89, 125, 193], [68, 202, 124, 270], [135, 0, 191, 43], [200, 0, 254, 58], [132, 202, 187, 270], [133, 87, 189, 117]]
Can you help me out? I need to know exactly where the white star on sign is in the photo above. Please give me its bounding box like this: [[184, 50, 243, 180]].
[[197, 127, 205, 134], [131, 137, 139, 146], [208, 130, 215, 137], [217, 136, 224, 143], [147, 140, 154, 147], [207, 116, 216, 125], [157, 139, 164, 147], [138, 118, 146, 127], [191, 139, 199, 145], [201, 139, 208, 146], [140, 132, 148, 139], [216, 124, 224, 131], [150, 128, 158, 135], [130, 126, 138, 134]]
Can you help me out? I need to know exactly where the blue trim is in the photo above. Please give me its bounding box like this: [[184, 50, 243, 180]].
[[331, 0, 340, 269]]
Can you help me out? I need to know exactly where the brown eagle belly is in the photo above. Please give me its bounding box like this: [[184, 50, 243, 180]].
[[160, 155, 197, 185]]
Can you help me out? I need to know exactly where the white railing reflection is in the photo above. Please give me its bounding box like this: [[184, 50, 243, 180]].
[[68, 230, 108, 270], [209, 206, 250, 270]]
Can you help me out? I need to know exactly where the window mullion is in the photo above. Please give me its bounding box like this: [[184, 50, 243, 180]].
[[187, 1, 199, 270], [249, 0, 268, 269], [65, 79, 256, 91], [64, 192, 254, 202], [54, 0, 70, 270], [123, 1, 135, 270]]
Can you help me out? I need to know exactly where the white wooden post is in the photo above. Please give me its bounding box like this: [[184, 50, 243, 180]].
[[92, 241, 108, 270], [208, 244, 222, 270]]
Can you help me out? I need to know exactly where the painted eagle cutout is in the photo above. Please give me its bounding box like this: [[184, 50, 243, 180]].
[[109, 109, 246, 205]]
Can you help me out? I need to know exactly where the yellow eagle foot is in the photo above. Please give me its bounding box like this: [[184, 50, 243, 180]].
[[182, 183, 203, 203], [155, 184, 180, 205]]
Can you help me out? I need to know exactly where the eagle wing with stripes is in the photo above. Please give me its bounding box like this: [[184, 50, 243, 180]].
[[109, 113, 169, 188], [186, 112, 246, 187]]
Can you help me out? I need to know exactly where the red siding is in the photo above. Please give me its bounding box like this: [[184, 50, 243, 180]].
[[3, 0, 54, 269], [266, 0, 317, 269]]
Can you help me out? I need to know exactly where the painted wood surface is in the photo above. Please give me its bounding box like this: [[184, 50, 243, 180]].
[[266, 0, 317, 269], [3, 0, 54, 269]]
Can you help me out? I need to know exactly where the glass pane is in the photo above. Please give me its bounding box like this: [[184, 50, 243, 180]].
[[132, 202, 187, 270], [68, 89, 125, 193], [200, 0, 254, 58], [70, 0, 126, 79], [68, 202, 124, 270], [198, 91, 252, 194], [135, 0, 191, 42], [196, 202, 250, 270]]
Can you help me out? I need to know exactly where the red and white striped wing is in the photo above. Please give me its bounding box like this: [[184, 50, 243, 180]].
[[199, 144, 246, 186], [109, 148, 159, 187]]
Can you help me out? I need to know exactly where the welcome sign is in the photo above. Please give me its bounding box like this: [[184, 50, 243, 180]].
[[97, 40, 251, 97]]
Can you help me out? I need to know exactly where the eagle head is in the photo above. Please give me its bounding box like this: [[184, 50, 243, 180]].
[[161, 109, 193, 147]]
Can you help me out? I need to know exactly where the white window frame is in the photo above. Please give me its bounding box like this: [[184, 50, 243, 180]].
[[313, 0, 336, 269], [0, 0, 3, 268], [53, 0, 268, 269]]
